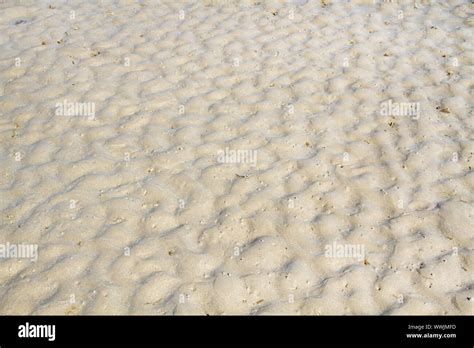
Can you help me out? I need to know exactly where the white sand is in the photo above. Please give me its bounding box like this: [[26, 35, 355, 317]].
[[0, 0, 473, 315]]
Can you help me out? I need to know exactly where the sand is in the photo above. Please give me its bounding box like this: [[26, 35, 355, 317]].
[[0, 0, 473, 315]]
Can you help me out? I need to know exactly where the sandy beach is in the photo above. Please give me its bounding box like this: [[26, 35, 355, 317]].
[[0, 0, 473, 315]]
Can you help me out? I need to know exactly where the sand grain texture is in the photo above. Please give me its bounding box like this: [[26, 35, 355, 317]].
[[0, 0, 473, 314]]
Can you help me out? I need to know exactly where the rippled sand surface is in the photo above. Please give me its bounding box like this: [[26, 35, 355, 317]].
[[0, 0, 473, 314]]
